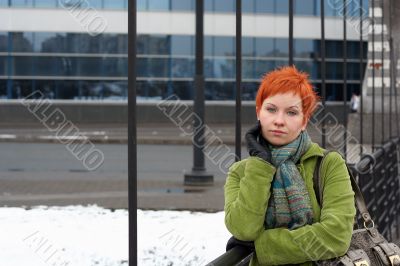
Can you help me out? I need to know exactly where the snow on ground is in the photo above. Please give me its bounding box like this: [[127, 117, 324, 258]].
[[0, 205, 230, 266]]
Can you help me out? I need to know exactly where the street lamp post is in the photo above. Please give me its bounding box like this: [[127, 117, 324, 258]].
[[184, 0, 213, 186]]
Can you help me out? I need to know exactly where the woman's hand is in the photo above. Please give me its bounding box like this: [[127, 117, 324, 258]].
[[245, 121, 271, 163], [226, 236, 255, 252]]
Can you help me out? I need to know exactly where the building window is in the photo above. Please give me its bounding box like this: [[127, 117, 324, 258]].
[[171, 0, 194, 11]]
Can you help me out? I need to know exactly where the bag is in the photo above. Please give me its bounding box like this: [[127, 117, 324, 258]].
[[312, 151, 400, 266]]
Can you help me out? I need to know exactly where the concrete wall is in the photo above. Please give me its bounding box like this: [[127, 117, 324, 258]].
[[0, 100, 350, 126]]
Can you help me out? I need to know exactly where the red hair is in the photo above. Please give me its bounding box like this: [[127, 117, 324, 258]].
[[255, 66, 319, 122]]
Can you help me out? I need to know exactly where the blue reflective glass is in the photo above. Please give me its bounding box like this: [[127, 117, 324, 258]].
[[243, 59, 255, 79], [103, 0, 125, 9], [243, 0, 254, 13], [104, 34, 127, 54], [101, 57, 128, 76], [325, 0, 340, 16], [103, 0, 126, 9], [326, 41, 342, 58], [30, 32, 56, 52], [205, 36, 212, 56], [213, 37, 234, 56], [148, 0, 169, 11], [293, 60, 313, 74], [13, 56, 33, 75], [294, 39, 314, 58], [214, 0, 234, 12], [11, 0, 33, 7], [242, 37, 254, 57], [295, 0, 315, 15], [171, 0, 193, 11], [205, 0, 213, 11], [275, 0, 288, 14], [255, 60, 275, 76], [171, 35, 193, 55], [11, 32, 34, 52], [89, 0, 103, 8], [0, 57, 6, 75], [255, 0, 273, 13], [137, 0, 147, 10], [275, 59, 289, 68], [34, 0, 57, 8], [137, 35, 148, 54], [147, 35, 169, 55], [147, 58, 169, 77], [212, 59, 234, 78], [255, 38, 273, 57], [275, 39, 288, 57], [0, 32, 7, 52], [204, 58, 214, 78], [171, 58, 194, 77], [136, 35, 168, 55]]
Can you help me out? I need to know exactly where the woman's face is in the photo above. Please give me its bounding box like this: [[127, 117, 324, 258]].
[[257, 92, 307, 146]]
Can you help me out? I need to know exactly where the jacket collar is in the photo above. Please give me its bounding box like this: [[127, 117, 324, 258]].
[[299, 142, 325, 163]]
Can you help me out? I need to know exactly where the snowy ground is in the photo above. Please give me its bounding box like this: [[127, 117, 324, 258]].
[[0, 205, 230, 266]]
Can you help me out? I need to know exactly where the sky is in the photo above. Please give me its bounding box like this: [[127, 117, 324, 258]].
[[0, 205, 230, 266]]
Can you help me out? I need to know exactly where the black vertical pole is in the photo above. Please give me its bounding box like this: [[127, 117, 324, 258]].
[[127, 0, 137, 265], [289, 0, 294, 66], [184, 0, 213, 185], [7, 32, 12, 99], [321, 0, 326, 148], [235, 0, 242, 161], [372, 0, 375, 151], [359, 0, 364, 155], [343, 0, 348, 159], [389, 0, 393, 138], [381, 0, 385, 145]]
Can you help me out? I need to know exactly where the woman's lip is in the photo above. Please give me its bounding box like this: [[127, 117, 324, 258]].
[[270, 130, 286, 134]]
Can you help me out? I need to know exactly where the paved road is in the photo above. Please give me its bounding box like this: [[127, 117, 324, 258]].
[[0, 142, 248, 181], [0, 142, 248, 210]]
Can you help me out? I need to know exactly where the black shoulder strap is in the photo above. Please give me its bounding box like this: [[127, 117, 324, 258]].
[[312, 150, 374, 225], [313, 150, 332, 206]]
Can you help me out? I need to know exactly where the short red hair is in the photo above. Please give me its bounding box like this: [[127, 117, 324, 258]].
[[255, 66, 319, 122]]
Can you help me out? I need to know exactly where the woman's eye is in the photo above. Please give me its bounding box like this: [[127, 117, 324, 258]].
[[287, 110, 298, 116], [266, 107, 276, 113]]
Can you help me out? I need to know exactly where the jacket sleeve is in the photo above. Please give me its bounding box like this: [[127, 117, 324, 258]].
[[254, 152, 356, 265], [224, 157, 276, 241]]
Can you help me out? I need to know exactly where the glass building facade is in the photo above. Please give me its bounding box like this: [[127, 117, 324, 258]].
[[0, 0, 368, 100]]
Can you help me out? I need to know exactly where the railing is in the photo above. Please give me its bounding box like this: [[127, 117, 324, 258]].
[[352, 137, 400, 241]]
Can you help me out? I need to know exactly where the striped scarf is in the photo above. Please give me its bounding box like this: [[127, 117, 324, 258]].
[[264, 131, 313, 230]]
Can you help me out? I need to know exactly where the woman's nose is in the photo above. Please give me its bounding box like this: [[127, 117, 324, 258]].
[[273, 113, 285, 126]]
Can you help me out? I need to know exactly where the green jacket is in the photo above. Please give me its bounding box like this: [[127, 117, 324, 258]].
[[224, 142, 356, 266]]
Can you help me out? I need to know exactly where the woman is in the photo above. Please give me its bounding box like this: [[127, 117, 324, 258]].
[[224, 66, 356, 265]]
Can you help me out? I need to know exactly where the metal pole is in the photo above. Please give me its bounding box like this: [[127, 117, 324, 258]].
[[321, 0, 326, 148], [359, 0, 364, 155], [381, 0, 385, 145], [235, 0, 242, 161], [372, 0, 375, 151], [289, 0, 294, 66], [7, 32, 12, 99], [127, 0, 137, 264], [343, 0, 348, 159], [184, 0, 213, 185], [389, 0, 393, 139]]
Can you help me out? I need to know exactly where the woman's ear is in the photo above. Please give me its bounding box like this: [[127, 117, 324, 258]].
[[301, 118, 308, 131]]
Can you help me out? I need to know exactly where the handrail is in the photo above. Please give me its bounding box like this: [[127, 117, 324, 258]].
[[205, 246, 253, 266]]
